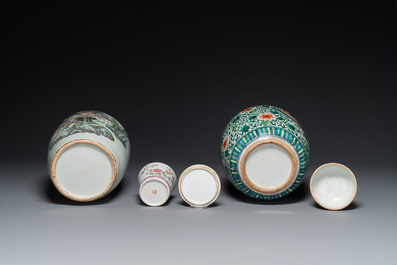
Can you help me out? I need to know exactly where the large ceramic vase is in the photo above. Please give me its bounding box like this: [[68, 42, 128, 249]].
[[220, 105, 310, 200], [47, 110, 130, 202]]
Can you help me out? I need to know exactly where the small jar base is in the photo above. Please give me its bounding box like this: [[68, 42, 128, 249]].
[[139, 177, 170, 207]]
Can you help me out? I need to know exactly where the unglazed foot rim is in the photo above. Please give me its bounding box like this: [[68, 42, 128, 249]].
[[178, 164, 221, 207], [238, 137, 299, 195], [310, 163, 357, 211], [50, 139, 118, 202], [139, 177, 171, 207]]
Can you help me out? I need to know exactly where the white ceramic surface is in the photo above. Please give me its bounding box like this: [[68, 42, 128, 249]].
[[178, 164, 221, 207], [244, 143, 293, 188], [310, 163, 357, 210], [55, 143, 114, 198], [238, 137, 299, 195], [47, 111, 130, 202], [239, 137, 299, 194], [138, 162, 176, 206]]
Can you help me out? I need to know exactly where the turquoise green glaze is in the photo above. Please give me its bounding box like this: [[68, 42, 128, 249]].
[[220, 105, 310, 200]]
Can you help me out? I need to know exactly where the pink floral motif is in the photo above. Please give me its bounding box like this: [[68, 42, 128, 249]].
[[153, 168, 162, 173]]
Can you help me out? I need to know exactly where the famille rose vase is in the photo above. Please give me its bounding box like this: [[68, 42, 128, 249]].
[[220, 105, 310, 200], [47, 110, 130, 202], [138, 162, 177, 207]]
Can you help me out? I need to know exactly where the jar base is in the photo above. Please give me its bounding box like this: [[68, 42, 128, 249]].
[[239, 137, 299, 195], [50, 139, 117, 202], [139, 177, 170, 207]]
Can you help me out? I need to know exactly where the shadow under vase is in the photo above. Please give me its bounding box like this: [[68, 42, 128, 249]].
[[135, 194, 176, 207], [41, 174, 127, 206], [224, 179, 308, 205]]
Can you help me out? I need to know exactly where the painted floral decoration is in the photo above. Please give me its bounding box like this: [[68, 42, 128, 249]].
[[49, 111, 129, 150], [139, 163, 176, 186], [258, 113, 275, 120], [222, 137, 229, 151]]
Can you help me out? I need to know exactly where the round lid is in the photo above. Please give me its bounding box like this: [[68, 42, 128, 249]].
[[139, 177, 170, 207], [50, 139, 117, 202], [310, 163, 357, 210], [178, 164, 221, 207]]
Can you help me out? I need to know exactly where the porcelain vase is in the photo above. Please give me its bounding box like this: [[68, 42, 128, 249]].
[[220, 105, 310, 200], [47, 110, 130, 202]]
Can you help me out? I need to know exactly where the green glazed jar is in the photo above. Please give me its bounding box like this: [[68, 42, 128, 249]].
[[220, 105, 310, 200]]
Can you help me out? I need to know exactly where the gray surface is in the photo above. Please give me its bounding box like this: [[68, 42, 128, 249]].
[[0, 160, 396, 265]]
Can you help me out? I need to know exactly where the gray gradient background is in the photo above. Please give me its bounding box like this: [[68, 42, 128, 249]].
[[1, 1, 397, 264]]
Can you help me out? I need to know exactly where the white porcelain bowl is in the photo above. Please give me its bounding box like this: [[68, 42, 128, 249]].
[[310, 163, 357, 210], [178, 165, 221, 207]]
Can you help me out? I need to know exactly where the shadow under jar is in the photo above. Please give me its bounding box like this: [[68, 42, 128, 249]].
[[220, 105, 310, 200], [47, 110, 130, 202]]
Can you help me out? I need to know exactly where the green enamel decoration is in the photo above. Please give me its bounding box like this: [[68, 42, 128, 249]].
[[241, 125, 250, 132], [49, 110, 129, 150], [220, 105, 310, 200]]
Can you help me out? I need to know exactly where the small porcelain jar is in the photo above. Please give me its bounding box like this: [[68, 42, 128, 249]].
[[220, 105, 310, 200], [138, 162, 177, 206], [47, 110, 130, 202]]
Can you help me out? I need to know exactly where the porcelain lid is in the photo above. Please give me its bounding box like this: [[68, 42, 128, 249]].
[[178, 164, 221, 207], [310, 163, 357, 210]]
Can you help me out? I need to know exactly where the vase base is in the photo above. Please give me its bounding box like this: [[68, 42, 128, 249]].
[[239, 137, 299, 195], [50, 139, 117, 202]]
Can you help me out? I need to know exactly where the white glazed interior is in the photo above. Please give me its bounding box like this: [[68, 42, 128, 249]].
[[52, 142, 116, 201], [179, 165, 220, 207], [310, 163, 357, 210], [139, 178, 170, 207], [245, 143, 293, 189]]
